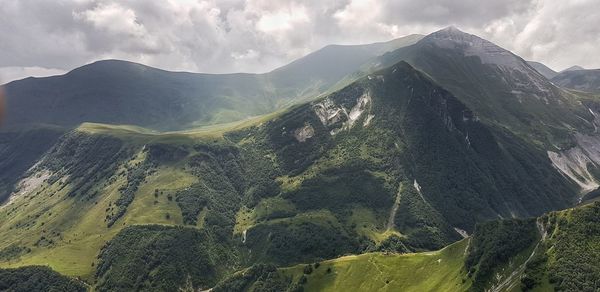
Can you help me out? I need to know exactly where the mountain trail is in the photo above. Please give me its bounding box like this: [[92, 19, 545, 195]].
[[386, 185, 403, 230]]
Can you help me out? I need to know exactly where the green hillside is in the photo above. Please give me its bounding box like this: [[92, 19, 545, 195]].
[[0, 266, 86, 292], [0, 60, 584, 291], [214, 239, 471, 292], [214, 202, 600, 292]]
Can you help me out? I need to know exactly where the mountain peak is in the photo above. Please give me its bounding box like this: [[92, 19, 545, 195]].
[[440, 25, 462, 33], [426, 25, 476, 41], [562, 65, 585, 72], [421, 26, 527, 69]]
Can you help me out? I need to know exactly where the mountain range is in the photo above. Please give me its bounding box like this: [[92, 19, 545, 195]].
[[551, 68, 600, 94], [2, 35, 423, 131], [526, 61, 600, 94], [1, 27, 600, 292]]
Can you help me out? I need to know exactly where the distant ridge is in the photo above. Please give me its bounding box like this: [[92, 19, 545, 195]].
[[527, 60, 558, 79], [3, 35, 422, 130]]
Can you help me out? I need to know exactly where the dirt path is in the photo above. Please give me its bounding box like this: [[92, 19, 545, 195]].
[[386, 185, 403, 230]]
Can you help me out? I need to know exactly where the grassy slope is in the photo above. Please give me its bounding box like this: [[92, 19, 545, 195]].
[[0, 118, 265, 280], [0, 164, 196, 280], [283, 239, 470, 291]]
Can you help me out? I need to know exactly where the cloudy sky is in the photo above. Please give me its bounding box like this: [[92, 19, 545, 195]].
[[0, 0, 599, 83]]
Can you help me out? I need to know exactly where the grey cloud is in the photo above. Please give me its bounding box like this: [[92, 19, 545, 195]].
[[0, 0, 597, 83], [383, 0, 536, 26]]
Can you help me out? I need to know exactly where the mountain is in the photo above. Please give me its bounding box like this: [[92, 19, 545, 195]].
[[0, 60, 580, 291], [552, 68, 600, 93], [267, 34, 424, 92], [1, 27, 599, 291], [2, 35, 422, 131], [562, 65, 585, 72], [527, 60, 558, 79], [370, 26, 593, 149], [360, 26, 600, 196]]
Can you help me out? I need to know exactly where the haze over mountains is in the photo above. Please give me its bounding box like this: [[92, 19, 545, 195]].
[[526, 61, 600, 94], [1, 26, 600, 292], [551, 68, 600, 94], [2, 35, 423, 131]]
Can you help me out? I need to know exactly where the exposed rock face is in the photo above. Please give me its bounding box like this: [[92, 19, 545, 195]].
[[548, 134, 600, 193], [363, 114, 374, 126], [312, 91, 372, 135], [347, 92, 372, 128], [413, 179, 422, 193], [293, 123, 315, 142], [313, 98, 345, 127], [2, 169, 52, 208]]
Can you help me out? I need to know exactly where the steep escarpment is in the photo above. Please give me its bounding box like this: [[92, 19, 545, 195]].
[[374, 27, 595, 151]]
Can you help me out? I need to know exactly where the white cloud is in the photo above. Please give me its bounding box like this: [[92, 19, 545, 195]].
[[0, 0, 598, 83], [231, 49, 260, 60], [256, 6, 309, 33], [508, 0, 600, 70], [73, 2, 161, 53]]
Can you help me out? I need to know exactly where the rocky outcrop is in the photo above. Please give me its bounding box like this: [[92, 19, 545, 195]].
[[293, 123, 315, 142], [312, 91, 373, 135], [548, 133, 600, 194]]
